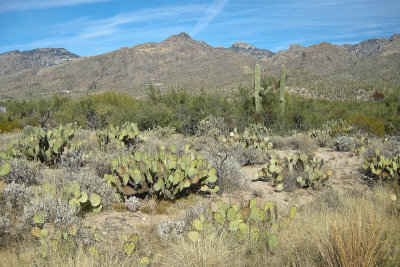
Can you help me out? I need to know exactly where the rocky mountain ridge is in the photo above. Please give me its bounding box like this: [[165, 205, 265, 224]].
[[229, 41, 275, 59], [0, 32, 398, 100], [0, 48, 79, 78]]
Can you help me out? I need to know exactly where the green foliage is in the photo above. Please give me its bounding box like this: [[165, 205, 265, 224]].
[[279, 65, 286, 118], [190, 198, 296, 252], [254, 64, 262, 114], [256, 153, 332, 190], [254, 153, 284, 191], [1, 85, 399, 136], [309, 119, 354, 138], [105, 145, 219, 200], [2, 123, 81, 165], [96, 122, 140, 150], [349, 114, 385, 136], [62, 183, 103, 213], [363, 149, 399, 185], [0, 163, 10, 177], [123, 234, 139, 256], [217, 126, 273, 151]]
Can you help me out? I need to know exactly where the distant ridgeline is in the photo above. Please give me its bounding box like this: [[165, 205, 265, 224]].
[[0, 33, 399, 101]]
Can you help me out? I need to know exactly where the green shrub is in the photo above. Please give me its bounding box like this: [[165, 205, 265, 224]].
[[349, 114, 385, 136]]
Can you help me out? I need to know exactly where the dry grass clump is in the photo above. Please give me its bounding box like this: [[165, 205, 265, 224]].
[[269, 135, 290, 149], [315, 133, 332, 148], [273, 187, 400, 266], [289, 133, 317, 155], [160, 232, 243, 267]]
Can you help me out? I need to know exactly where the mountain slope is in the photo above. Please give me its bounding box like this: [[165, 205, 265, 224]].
[[0, 33, 259, 99], [0, 33, 399, 100], [0, 48, 79, 78]]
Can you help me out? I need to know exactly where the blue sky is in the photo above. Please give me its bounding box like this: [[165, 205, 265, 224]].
[[0, 0, 399, 56]]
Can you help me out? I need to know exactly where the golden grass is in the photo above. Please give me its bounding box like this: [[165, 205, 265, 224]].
[[1, 187, 399, 267], [160, 232, 243, 267], [273, 187, 400, 267]]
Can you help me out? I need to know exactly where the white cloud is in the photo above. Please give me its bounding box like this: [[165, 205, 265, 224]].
[[0, 0, 112, 12], [190, 0, 230, 36]]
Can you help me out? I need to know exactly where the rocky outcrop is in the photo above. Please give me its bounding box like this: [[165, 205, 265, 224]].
[[0, 48, 79, 77], [229, 41, 275, 59]]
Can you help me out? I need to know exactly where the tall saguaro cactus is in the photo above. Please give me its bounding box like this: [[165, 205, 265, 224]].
[[279, 65, 286, 116], [254, 64, 262, 114]]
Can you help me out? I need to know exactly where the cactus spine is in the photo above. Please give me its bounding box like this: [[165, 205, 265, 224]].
[[280, 65, 286, 116], [254, 64, 262, 114]]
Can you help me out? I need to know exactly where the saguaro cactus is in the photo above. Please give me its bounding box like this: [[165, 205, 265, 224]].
[[254, 64, 262, 114], [279, 65, 286, 116]]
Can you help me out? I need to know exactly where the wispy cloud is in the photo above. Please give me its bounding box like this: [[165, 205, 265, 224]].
[[0, 4, 206, 55], [190, 0, 230, 36], [0, 0, 112, 12]]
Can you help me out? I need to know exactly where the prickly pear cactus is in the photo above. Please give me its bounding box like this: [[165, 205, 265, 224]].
[[208, 198, 296, 251], [363, 149, 399, 184], [217, 125, 273, 151], [96, 122, 140, 150], [63, 183, 102, 213], [2, 123, 81, 165], [106, 145, 219, 200], [0, 163, 10, 177], [256, 153, 332, 191]]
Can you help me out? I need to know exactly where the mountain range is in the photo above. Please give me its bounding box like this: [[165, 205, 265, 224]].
[[0, 32, 399, 100]]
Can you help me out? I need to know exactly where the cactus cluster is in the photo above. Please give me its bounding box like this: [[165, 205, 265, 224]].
[[62, 183, 102, 213], [254, 154, 285, 191], [255, 153, 332, 190], [96, 122, 140, 150], [31, 219, 80, 258], [287, 153, 332, 190], [188, 198, 296, 251], [105, 145, 219, 200], [218, 128, 273, 151], [1, 123, 81, 165], [363, 149, 399, 183], [309, 119, 354, 138]]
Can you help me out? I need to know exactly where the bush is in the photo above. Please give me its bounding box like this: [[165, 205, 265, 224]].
[[289, 134, 317, 155], [157, 220, 186, 241], [21, 196, 78, 228], [316, 133, 332, 148], [2, 182, 33, 209], [333, 136, 354, 151], [1, 158, 39, 185], [125, 196, 142, 212], [196, 140, 247, 193], [349, 114, 385, 136], [195, 115, 229, 137], [59, 147, 91, 172]]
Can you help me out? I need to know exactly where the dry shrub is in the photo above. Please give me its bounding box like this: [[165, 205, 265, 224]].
[[365, 138, 400, 158], [160, 233, 243, 267], [318, 216, 384, 267], [269, 135, 290, 149], [289, 134, 317, 155], [273, 187, 400, 267]]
